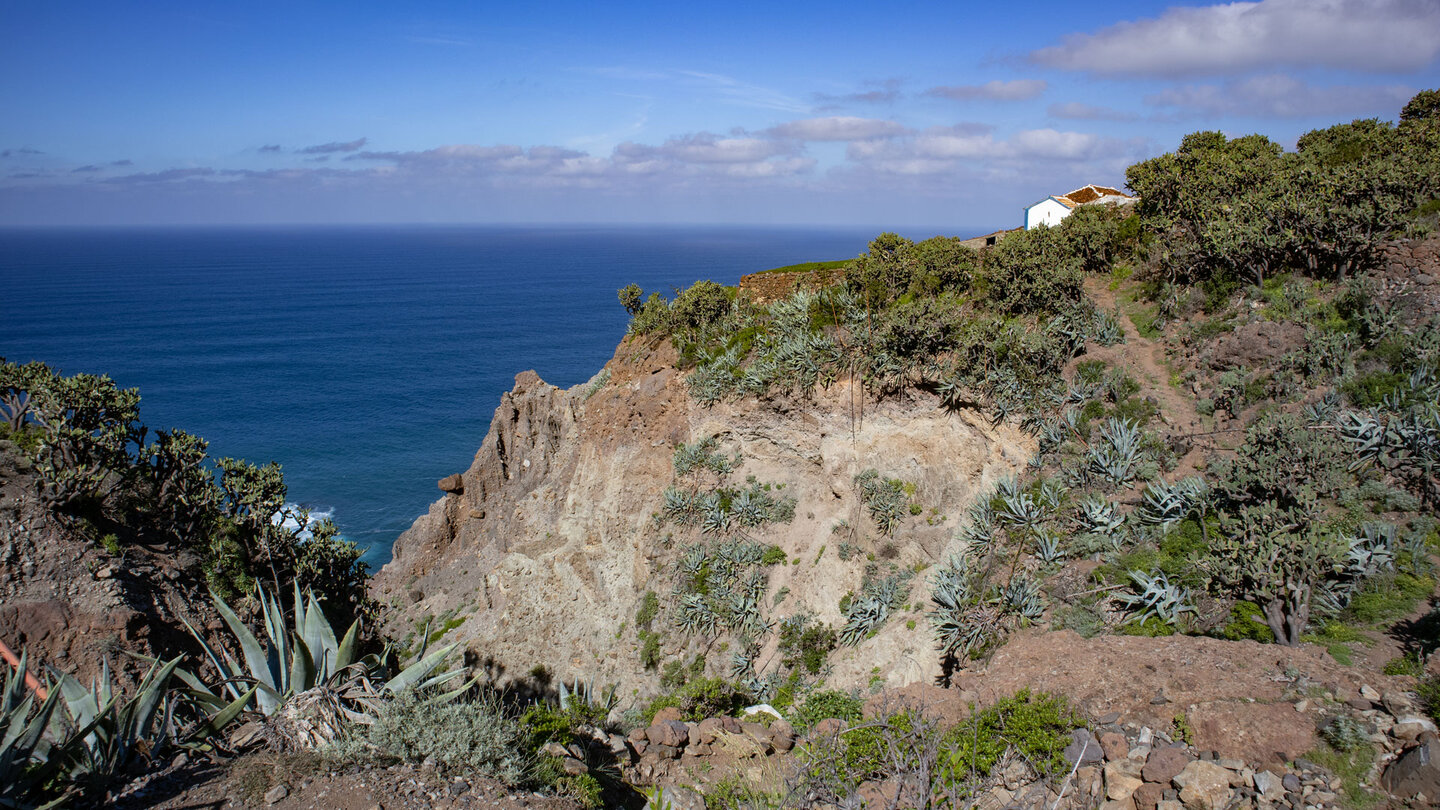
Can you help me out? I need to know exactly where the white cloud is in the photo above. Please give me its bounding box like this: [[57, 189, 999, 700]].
[[766, 117, 908, 141], [924, 79, 1047, 101], [1049, 101, 1139, 121], [1146, 74, 1415, 117], [847, 124, 1151, 175], [1032, 0, 1440, 77]]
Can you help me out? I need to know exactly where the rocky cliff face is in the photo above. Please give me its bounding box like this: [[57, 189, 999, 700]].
[[375, 337, 1033, 696]]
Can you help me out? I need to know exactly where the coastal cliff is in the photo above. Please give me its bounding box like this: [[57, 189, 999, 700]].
[[375, 337, 1033, 696]]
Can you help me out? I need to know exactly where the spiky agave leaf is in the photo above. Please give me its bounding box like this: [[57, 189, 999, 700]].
[[1, 650, 64, 805], [1114, 570, 1195, 626]]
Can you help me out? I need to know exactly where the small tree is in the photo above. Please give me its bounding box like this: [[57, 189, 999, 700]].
[[1401, 88, 1440, 122], [617, 283, 644, 316], [1207, 500, 1340, 645]]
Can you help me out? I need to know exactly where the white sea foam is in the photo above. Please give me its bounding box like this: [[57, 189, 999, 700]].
[[272, 504, 337, 540]]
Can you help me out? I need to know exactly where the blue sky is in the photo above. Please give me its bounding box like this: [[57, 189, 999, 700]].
[[1, 0, 1436, 229]]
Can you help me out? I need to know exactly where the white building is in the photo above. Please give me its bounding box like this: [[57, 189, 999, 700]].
[[1024, 184, 1136, 230]]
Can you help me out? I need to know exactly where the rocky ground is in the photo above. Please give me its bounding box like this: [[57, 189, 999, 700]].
[[0, 439, 220, 687]]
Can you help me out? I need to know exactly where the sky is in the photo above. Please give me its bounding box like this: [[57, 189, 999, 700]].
[[1, 0, 1436, 230]]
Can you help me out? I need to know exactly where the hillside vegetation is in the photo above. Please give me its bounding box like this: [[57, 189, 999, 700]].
[[0, 89, 1438, 808]]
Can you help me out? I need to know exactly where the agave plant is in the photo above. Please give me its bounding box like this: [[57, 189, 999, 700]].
[[727, 646, 756, 681], [181, 584, 464, 749], [997, 491, 1045, 531], [46, 656, 187, 793], [1075, 496, 1125, 537], [676, 594, 717, 636], [1114, 570, 1194, 627], [556, 678, 619, 727], [1087, 418, 1146, 486], [1033, 528, 1064, 566], [1304, 391, 1343, 425], [1037, 479, 1068, 511], [1136, 479, 1191, 529], [2, 650, 62, 808], [661, 487, 697, 526], [838, 593, 889, 647], [731, 491, 766, 528], [994, 475, 1021, 502], [699, 492, 733, 536], [1001, 576, 1045, 621], [1342, 522, 1398, 579]]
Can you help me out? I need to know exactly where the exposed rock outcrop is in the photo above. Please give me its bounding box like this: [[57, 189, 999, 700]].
[[375, 339, 1033, 696]]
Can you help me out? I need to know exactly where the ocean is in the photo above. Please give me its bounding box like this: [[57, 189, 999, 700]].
[[0, 224, 935, 566]]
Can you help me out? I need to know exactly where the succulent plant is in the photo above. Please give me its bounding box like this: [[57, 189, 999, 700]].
[[182, 584, 464, 734], [1114, 570, 1194, 626], [838, 593, 889, 647], [997, 491, 1045, 531], [1087, 418, 1146, 486], [699, 492, 732, 536], [1001, 576, 1045, 621], [1, 649, 63, 806], [1033, 528, 1064, 565], [677, 594, 717, 636], [662, 487, 697, 526], [1037, 479, 1068, 511], [1342, 522, 1398, 579], [1075, 496, 1125, 537], [1304, 390, 1343, 425]]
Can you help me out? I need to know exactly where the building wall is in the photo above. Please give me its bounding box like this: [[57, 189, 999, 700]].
[[1025, 198, 1070, 230]]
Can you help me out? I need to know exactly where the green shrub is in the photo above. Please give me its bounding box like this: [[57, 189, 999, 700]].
[[981, 226, 1085, 317], [704, 774, 784, 810], [635, 591, 659, 628], [1344, 573, 1433, 625], [1220, 601, 1276, 643], [1384, 653, 1425, 678], [939, 690, 1083, 783], [1342, 370, 1409, 407], [638, 631, 661, 670], [790, 689, 864, 733], [330, 690, 531, 786], [1419, 675, 1440, 724], [778, 618, 837, 675], [642, 677, 751, 724], [670, 281, 734, 331], [761, 545, 788, 566]]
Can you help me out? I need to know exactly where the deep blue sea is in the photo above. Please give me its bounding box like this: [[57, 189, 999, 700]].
[[0, 225, 940, 566]]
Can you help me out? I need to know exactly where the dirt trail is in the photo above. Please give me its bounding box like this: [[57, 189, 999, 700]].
[[1082, 278, 1210, 475]]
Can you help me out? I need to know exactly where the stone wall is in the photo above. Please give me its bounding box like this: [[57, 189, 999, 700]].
[[1377, 235, 1440, 327], [736, 267, 845, 305], [1380, 235, 1440, 283]]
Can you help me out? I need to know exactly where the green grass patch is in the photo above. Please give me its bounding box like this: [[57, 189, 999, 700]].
[[1305, 744, 1385, 810], [753, 259, 850, 275]]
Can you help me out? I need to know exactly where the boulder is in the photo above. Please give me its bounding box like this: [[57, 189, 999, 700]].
[[1383, 740, 1440, 800], [1252, 770, 1284, 800], [769, 719, 797, 753], [1143, 747, 1193, 784], [1100, 731, 1130, 761], [1393, 716, 1439, 742], [1106, 762, 1144, 801], [695, 717, 725, 744], [646, 719, 689, 749], [1172, 761, 1232, 810], [437, 473, 464, 493], [1132, 781, 1166, 810], [1066, 728, 1105, 766]]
